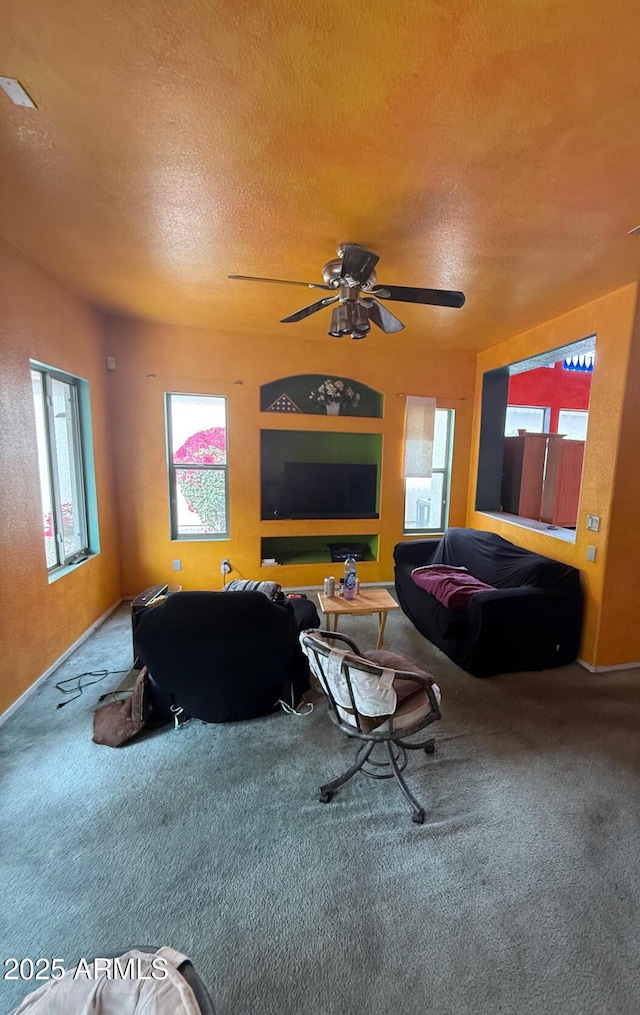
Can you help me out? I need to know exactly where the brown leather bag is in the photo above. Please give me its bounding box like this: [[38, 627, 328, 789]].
[[93, 667, 150, 747]]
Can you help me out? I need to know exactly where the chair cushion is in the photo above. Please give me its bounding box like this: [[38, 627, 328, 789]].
[[355, 649, 440, 732], [374, 683, 441, 733], [362, 649, 435, 684]]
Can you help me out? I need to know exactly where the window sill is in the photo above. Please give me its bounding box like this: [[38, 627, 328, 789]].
[[478, 512, 577, 544], [402, 530, 446, 539], [171, 535, 230, 542], [48, 552, 98, 584]]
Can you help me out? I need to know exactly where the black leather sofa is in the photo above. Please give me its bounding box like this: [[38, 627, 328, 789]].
[[394, 528, 583, 677], [135, 590, 317, 723]]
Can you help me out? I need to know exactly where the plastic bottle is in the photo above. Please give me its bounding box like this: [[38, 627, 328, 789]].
[[343, 555, 357, 600]]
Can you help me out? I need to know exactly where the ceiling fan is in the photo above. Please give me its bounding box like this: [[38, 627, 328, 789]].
[[229, 242, 465, 339]]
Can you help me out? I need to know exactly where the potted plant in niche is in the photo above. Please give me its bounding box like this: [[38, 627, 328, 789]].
[[309, 379, 361, 415]]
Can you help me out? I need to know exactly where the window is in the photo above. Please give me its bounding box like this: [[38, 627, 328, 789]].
[[166, 393, 229, 539], [31, 366, 92, 572], [558, 409, 589, 441], [504, 405, 550, 436], [403, 409, 454, 533]]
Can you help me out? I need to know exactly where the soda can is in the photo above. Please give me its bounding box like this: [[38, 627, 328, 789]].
[[324, 576, 336, 597]]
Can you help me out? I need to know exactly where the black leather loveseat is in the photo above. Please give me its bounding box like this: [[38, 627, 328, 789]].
[[394, 528, 583, 677]]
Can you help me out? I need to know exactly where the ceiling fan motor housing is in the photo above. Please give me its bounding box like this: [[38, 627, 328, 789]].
[[321, 257, 377, 290]]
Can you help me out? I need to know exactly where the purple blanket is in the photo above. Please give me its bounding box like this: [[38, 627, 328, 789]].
[[411, 565, 496, 610]]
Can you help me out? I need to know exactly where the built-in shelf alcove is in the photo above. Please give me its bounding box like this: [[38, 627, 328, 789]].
[[260, 534, 379, 567], [259, 374, 383, 417], [261, 429, 382, 521]]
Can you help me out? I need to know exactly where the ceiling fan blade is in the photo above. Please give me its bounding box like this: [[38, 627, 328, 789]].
[[280, 296, 338, 323], [339, 244, 380, 287], [373, 284, 465, 309], [365, 299, 405, 334], [229, 274, 332, 291]]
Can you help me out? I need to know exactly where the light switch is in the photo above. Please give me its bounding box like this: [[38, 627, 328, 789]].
[[172, 559, 182, 571], [587, 546, 597, 563], [586, 515, 600, 532]]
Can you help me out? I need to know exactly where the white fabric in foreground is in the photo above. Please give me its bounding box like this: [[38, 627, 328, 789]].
[[12, 947, 202, 1015], [323, 647, 397, 727]]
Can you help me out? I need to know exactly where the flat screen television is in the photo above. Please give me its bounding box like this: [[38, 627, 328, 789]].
[[283, 461, 378, 519]]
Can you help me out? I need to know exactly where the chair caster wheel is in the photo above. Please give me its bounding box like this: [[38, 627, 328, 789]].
[[319, 790, 333, 804], [412, 809, 425, 824], [424, 742, 435, 754]]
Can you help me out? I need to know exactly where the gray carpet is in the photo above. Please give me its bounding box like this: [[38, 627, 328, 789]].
[[2, 596, 640, 1014]]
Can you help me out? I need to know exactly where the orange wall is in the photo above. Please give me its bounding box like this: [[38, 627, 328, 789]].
[[596, 307, 640, 664], [0, 240, 121, 713], [104, 316, 476, 595], [467, 282, 639, 668]]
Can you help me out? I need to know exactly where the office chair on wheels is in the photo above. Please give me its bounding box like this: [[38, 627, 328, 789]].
[[300, 629, 442, 823]]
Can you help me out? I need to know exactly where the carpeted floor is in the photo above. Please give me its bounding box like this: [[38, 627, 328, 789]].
[[2, 595, 640, 1014]]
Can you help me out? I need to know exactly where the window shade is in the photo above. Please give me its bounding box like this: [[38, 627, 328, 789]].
[[403, 396, 436, 478]]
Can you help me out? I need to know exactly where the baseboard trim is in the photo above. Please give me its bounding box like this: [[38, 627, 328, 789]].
[[123, 583, 396, 596], [577, 657, 640, 673], [0, 598, 124, 726]]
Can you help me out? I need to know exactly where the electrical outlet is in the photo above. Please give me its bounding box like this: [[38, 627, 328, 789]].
[[586, 514, 600, 532], [221, 558, 231, 574], [587, 546, 597, 563], [172, 559, 182, 571]]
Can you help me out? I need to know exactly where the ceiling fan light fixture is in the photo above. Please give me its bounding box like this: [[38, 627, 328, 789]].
[[328, 303, 351, 337], [350, 301, 370, 339]]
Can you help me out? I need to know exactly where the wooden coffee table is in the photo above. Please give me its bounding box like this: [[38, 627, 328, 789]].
[[316, 587, 399, 649]]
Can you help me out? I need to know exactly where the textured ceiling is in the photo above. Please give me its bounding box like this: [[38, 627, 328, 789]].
[[2, 0, 640, 350]]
